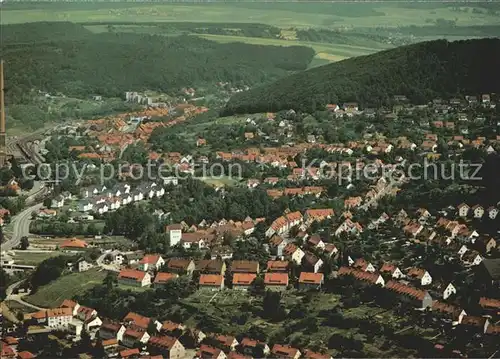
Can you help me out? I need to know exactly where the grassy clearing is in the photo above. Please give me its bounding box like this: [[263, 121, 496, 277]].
[[117, 283, 151, 293], [85, 24, 382, 63], [24, 268, 107, 308], [199, 176, 240, 188], [11, 251, 62, 266], [195, 34, 382, 59]]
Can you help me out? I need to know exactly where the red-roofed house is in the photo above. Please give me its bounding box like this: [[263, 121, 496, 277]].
[[138, 254, 165, 272], [153, 272, 179, 288], [148, 335, 185, 359], [227, 352, 251, 359], [120, 348, 140, 358], [305, 208, 334, 223], [299, 272, 324, 290], [99, 321, 126, 341], [385, 280, 433, 309], [1, 345, 15, 359], [60, 299, 80, 316], [479, 297, 500, 315], [239, 338, 271, 356], [60, 238, 88, 249], [161, 321, 185, 336], [266, 260, 289, 272], [407, 267, 432, 286], [199, 274, 224, 291], [379, 263, 404, 279], [283, 243, 305, 265], [17, 351, 35, 359], [271, 344, 301, 359], [198, 345, 226, 359], [118, 269, 151, 287], [212, 334, 238, 351], [264, 273, 289, 291], [307, 234, 325, 250], [122, 328, 150, 348], [232, 273, 257, 291], [123, 312, 161, 331]]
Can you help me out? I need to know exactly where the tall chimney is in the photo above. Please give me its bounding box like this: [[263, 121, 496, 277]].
[[0, 60, 5, 133], [0, 60, 6, 167]]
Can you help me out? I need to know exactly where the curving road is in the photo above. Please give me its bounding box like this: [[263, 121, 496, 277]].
[[1, 202, 43, 252], [5, 280, 45, 311]]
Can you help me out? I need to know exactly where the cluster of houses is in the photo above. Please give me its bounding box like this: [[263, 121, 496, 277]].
[[69, 101, 208, 164], [14, 300, 335, 359], [78, 182, 167, 215], [336, 257, 500, 335], [42, 182, 172, 220], [393, 207, 498, 267], [113, 251, 328, 293]]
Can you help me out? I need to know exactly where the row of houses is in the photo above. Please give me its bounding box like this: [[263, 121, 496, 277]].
[[457, 203, 499, 220], [336, 266, 500, 335]]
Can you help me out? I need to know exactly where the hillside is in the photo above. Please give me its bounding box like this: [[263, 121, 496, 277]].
[[223, 38, 500, 115], [1, 22, 314, 104]]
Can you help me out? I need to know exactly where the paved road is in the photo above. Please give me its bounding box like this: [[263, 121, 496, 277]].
[[1, 202, 43, 252], [5, 280, 45, 311], [96, 253, 121, 273]]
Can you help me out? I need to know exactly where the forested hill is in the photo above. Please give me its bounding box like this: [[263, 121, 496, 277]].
[[1, 22, 314, 104], [222, 38, 500, 115]]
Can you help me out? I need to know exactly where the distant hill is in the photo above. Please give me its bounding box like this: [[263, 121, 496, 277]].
[[222, 38, 500, 115], [1, 22, 93, 44], [1, 22, 314, 104]]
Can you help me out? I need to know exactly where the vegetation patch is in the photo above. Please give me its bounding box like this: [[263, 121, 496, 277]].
[[25, 268, 107, 308]]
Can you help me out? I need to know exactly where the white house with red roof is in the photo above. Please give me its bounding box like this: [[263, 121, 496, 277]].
[[138, 254, 165, 271], [283, 243, 305, 265], [379, 263, 404, 279]]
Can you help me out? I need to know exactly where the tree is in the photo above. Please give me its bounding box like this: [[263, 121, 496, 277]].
[[262, 290, 286, 322], [20, 236, 29, 250], [43, 198, 52, 208], [103, 272, 117, 290], [0, 269, 9, 300], [30, 255, 70, 291]]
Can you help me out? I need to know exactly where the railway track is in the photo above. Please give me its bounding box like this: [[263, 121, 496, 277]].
[[13, 137, 45, 164]]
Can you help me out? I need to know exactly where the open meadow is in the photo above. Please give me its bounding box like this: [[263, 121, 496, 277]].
[[3, 2, 499, 28]]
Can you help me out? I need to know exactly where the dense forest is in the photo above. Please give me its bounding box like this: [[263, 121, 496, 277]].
[[223, 38, 500, 115], [1, 22, 314, 104]]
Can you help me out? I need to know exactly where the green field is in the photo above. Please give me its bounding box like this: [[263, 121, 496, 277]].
[[196, 34, 381, 60], [24, 268, 107, 308], [2, 2, 499, 28], [12, 251, 62, 266]]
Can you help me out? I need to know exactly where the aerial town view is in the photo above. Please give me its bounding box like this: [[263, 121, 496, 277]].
[[0, 0, 499, 358]]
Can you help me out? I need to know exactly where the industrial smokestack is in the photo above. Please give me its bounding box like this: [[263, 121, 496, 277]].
[[0, 60, 6, 167], [1, 60, 5, 134]]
